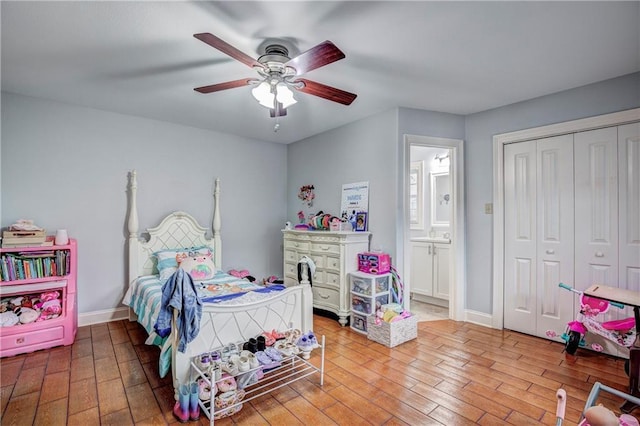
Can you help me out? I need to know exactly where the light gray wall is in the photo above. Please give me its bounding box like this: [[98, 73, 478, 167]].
[[464, 71, 640, 314], [287, 72, 639, 318], [287, 107, 466, 266], [1, 92, 287, 314], [286, 108, 398, 255], [3, 72, 637, 319]]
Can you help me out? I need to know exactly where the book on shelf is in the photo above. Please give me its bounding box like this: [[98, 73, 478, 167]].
[[1, 249, 68, 281]]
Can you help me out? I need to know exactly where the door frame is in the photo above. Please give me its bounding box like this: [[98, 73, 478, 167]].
[[492, 108, 640, 329], [402, 134, 466, 321]]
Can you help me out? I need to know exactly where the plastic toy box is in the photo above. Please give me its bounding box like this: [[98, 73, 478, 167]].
[[350, 312, 369, 334], [349, 271, 391, 296], [351, 293, 389, 315], [357, 252, 390, 274]]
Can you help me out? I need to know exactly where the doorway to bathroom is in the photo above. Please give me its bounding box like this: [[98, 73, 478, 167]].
[[402, 135, 465, 321]]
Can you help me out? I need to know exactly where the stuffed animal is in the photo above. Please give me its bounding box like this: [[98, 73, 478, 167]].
[[15, 307, 39, 324], [177, 251, 215, 281], [35, 299, 62, 321], [40, 291, 60, 302], [582, 405, 639, 426], [0, 311, 19, 327], [228, 269, 256, 282]]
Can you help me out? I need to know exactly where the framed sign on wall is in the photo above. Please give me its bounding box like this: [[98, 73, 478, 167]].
[[340, 181, 369, 231]]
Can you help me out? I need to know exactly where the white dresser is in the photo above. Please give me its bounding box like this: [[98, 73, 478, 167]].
[[282, 230, 370, 326]]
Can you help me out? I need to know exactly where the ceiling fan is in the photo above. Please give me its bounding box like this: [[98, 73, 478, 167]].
[[193, 33, 357, 118]]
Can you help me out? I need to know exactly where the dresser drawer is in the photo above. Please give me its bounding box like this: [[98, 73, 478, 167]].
[[284, 240, 309, 252], [322, 271, 341, 288], [1, 325, 65, 351], [308, 254, 324, 269], [284, 262, 298, 279], [284, 249, 303, 263], [325, 256, 340, 272], [310, 242, 340, 255], [312, 286, 340, 311]]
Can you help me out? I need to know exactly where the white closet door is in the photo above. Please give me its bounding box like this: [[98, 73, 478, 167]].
[[618, 123, 640, 306], [505, 135, 574, 338], [574, 127, 619, 292], [504, 141, 537, 335], [536, 135, 575, 338], [575, 127, 620, 355]]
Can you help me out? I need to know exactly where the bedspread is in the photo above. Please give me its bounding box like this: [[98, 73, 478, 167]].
[[122, 271, 285, 377]]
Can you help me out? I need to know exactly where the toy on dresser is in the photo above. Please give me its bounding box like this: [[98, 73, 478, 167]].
[[0, 290, 63, 327]]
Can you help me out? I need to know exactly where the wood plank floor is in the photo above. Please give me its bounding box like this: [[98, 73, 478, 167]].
[[1, 314, 637, 425]]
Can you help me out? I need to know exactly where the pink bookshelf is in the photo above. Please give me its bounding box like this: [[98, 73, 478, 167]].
[[0, 239, 77, 357]]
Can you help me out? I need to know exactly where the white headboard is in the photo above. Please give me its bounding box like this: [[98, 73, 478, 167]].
[[127, 170, 222, 284]]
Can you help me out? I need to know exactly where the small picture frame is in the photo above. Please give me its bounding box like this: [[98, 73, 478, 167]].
[[355, 212, 367, 231]]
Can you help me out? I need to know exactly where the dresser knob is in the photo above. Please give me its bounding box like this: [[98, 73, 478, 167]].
[[595, 251, 604, 258], [546, 249, 555, 255]]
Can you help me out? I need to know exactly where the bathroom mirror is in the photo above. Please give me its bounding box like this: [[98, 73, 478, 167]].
[[409, 161, 424, 229], [430, 171, 451, 226]]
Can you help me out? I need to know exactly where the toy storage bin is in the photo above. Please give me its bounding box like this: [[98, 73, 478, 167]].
[[350, 312, 369, 334], [357, 252, 391, 275], [366, 315, 417, 348], [349, 271, 391, 297], [351, 293, 389, 315]]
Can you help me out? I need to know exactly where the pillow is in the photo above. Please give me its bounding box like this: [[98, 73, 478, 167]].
[[177, 251, 216, 281], [154, 246, 214, 281]]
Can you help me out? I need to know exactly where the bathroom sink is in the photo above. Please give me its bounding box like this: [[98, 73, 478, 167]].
[[410, 237, 451, 244]]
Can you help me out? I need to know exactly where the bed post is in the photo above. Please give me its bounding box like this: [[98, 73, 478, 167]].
[[127, 170, 139, 321], [213, 178, 222, 268]]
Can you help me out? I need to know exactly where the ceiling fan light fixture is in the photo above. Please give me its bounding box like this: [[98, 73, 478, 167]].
[[251, 81, 275, 108], [193, 33, 357, 116], [276, 83, 297, 109]]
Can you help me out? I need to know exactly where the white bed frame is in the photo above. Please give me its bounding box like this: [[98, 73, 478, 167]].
[[126, 170, 314, 395]]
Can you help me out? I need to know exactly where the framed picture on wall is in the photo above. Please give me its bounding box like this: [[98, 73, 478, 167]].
[[355, 212, 368, 231]]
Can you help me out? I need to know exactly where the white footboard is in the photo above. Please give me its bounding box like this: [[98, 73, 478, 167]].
[[170, 283, 313, 393]]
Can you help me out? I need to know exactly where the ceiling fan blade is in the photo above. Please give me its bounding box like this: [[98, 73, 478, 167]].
[[194, 78, 255, 94], [294, 78, 357, 105], [285, 41, 345, 75], [194, 33, 265, 70]]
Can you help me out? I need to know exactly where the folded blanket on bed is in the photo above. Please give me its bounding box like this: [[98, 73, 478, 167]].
[[154, 269, 202, 352]]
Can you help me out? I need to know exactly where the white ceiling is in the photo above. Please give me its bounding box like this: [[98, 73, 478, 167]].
[[2, 1, 638, 144]]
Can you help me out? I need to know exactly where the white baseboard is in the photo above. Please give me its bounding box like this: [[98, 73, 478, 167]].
[[411, 293, 449, 308], [464, 309, 493, 328], [78, 307, 130, 327], [78, 306, 498, 330]]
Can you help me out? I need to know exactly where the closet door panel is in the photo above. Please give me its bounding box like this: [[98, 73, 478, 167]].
[[575, 127, 619, 355], [504, 141, 537, 335], [618, 123, 640, 321], [574, 127, 619, 293], [536, 135, 574, 337]]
